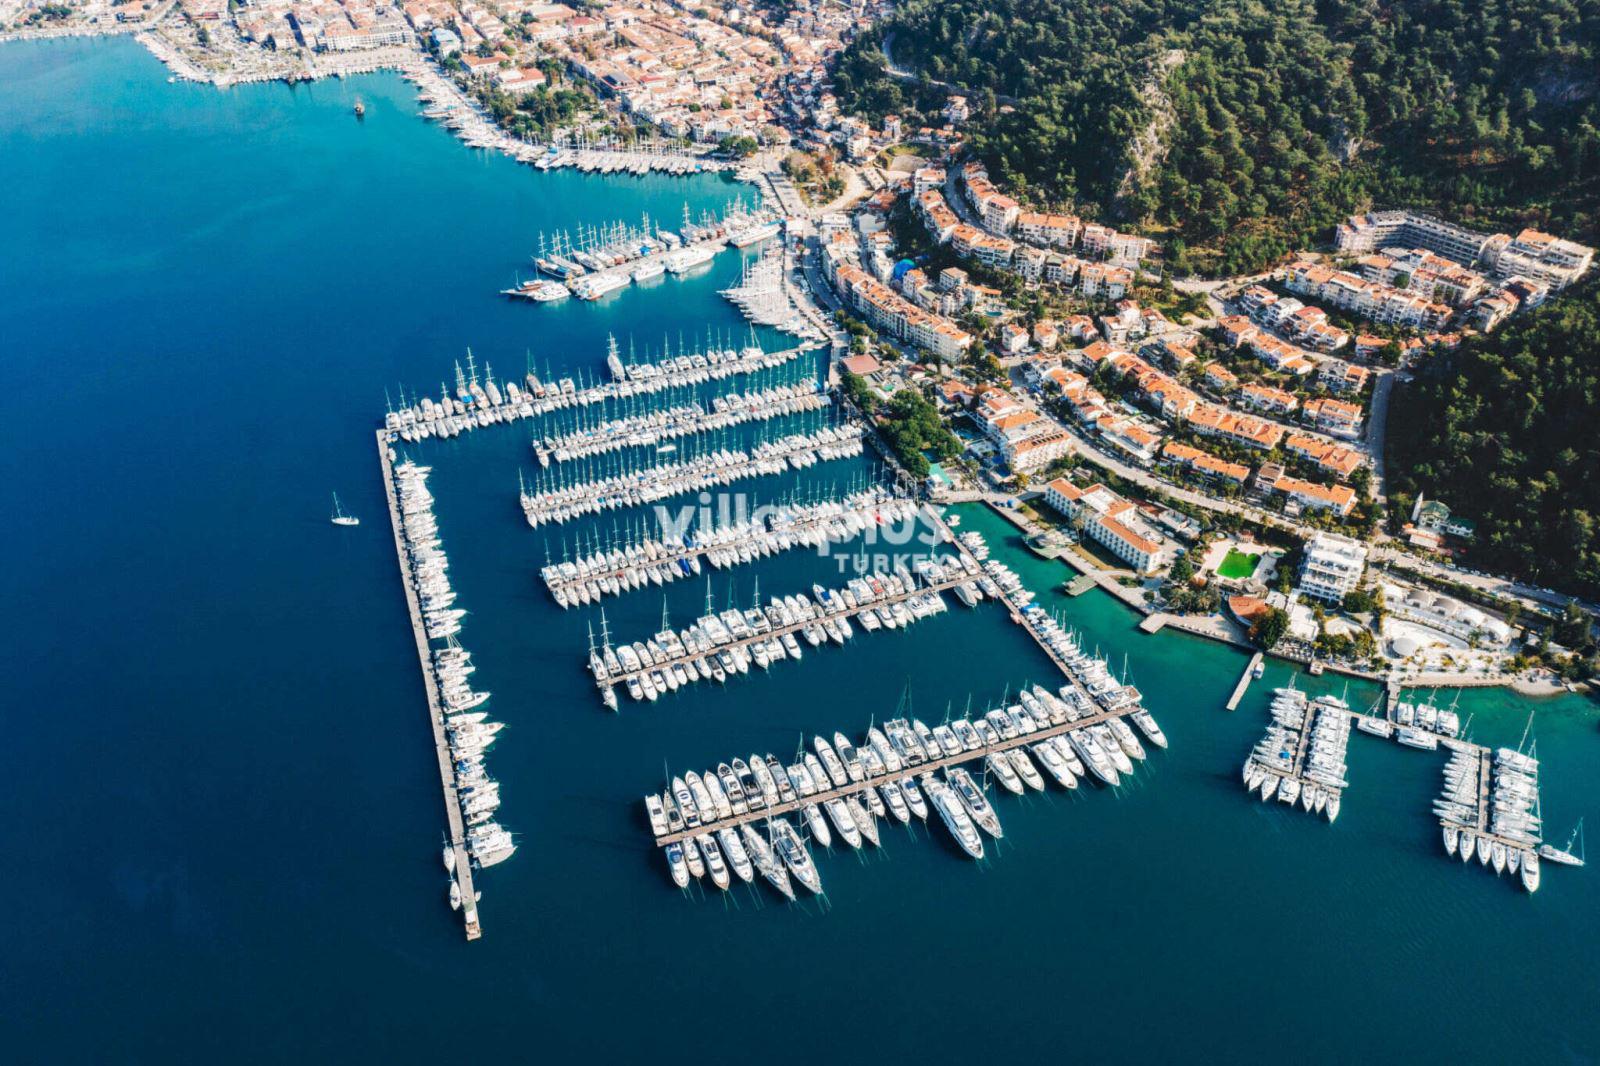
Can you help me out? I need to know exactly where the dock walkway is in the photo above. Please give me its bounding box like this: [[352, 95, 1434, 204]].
[[376, 431, 481, 941]]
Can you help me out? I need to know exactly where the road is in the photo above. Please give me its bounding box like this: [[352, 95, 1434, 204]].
[[1364, 368, 1398, 501]]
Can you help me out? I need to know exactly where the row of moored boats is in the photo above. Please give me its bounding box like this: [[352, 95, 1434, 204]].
[[518, 424, 865, 528], [648, 696, 1169, 895], [531, 382, 827, 466], [1241, 688, 1349, 822], [544, 488, 917, 607], [392, 459, 516, 875], [589, 559, 974, 707], [383, 345, 812, 443], [1437, 744, 1545, 891]]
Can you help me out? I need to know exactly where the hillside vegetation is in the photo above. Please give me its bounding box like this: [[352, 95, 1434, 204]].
[[835, 0, 1600, 274], [1389, 282, 1600, 600]]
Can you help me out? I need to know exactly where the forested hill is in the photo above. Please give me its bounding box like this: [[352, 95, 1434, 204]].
[[1390, 282, 1600, 601], [834, 0, 1600, 274]]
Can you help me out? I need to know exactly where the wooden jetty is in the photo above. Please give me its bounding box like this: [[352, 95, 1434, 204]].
[[376, 430, 481, 940]]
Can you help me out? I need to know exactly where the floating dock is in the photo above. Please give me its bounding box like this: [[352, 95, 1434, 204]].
[[376, 430, 481, 940]]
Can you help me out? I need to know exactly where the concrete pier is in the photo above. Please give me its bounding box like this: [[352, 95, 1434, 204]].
[[376, 430, 482, 940], [1226, 653, 1264, 711]]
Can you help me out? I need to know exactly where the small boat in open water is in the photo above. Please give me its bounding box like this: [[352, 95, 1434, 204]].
[[331, 492, 359, 527]]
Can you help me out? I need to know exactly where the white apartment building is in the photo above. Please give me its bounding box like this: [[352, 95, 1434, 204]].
[[1296, 531, 1369, 603]]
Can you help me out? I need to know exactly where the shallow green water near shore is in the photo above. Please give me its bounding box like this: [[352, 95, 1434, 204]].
[[2, 35, 1598, 1064]]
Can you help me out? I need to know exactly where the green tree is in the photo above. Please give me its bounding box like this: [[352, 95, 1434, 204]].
[[1251, 606, 1290, 648]]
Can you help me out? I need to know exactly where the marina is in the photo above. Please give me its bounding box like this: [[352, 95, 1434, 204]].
[[1230, 678, 1582, 892], [541, 486, 917, 607], [11, 47, 1600, 1059]]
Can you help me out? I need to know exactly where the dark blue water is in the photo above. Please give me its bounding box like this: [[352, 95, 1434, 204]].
[[3, 37, 1598, 1064]]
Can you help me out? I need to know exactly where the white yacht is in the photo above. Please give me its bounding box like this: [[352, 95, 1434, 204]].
[[771, 819, 823, 894], [947, 767, 1003, 839], [925, 775, 984, 859]]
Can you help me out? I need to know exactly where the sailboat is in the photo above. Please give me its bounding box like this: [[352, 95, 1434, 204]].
[[1539, 818, 1586, 867], [331, 492, 359, 527]]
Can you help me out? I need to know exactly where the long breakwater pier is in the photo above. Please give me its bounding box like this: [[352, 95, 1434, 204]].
[[385, 341, 821, 445], [376, 432, 481, 940]]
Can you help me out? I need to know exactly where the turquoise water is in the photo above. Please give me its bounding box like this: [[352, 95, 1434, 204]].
[[2, 37, 1599, 1063]]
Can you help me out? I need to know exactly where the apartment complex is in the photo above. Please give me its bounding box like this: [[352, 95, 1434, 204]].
[[1336, 210, 1594, 290], [822, 247, 973, 361], [1041, 480, 1175, 574]]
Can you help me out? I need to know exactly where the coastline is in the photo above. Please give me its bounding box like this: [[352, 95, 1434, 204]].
[[4, 22, 746, 185], [968, 496, 1580, 700]]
